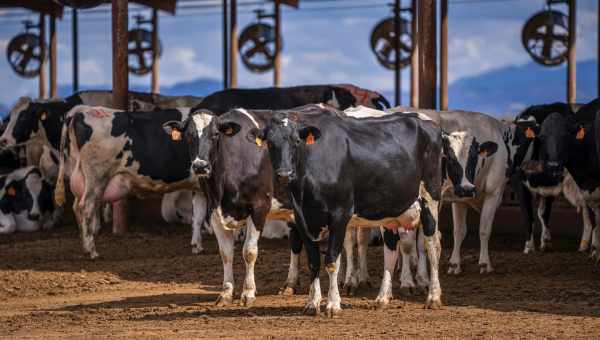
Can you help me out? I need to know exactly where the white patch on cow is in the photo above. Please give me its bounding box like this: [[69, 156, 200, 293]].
[[235, 108, 259, 128], [282, 118, 289, 127], [516, 115, 537, 123], [191, 113, 214, 140], [1, 97, 32, 146], [24, 169, 42, 218], [0, 210, 16, 234], [327, 91, 340, 108], [176, 107, 192, 120], [344, 105, 389, 118], [262, 220, 289, 239]]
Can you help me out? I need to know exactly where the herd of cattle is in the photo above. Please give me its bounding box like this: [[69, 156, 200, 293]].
[[1, 83, 599, 316]]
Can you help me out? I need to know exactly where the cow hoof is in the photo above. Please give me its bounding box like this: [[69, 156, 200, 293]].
[[424, 297, 442, 309], [479, 264, 493, 274], [447, 264, 462, 275], [374, 296, 391, 310], [89, 251, 99, 260], [579, 240, 590, 252], [278, 284, 297, 296], [240, 294, 256, 307], [191, 245, 205, 255], [342, 284, 355, 296], [523, 242, 535, 254], [540, 242, 553, 252], [302, 304, 320, 316], [215, 293, 233, 307], [325, 305, 341, 318]]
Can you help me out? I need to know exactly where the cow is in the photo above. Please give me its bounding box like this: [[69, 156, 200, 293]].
[[513, 103, 593, 253], [520, 98, 600, 263], [256, 108, 444, 315], [192, 84, 390, 114], [54, 105, 207, 259], [0, 166, 59, 234]]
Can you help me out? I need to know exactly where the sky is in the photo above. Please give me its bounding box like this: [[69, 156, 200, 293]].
[[0, 0, 598, 109]]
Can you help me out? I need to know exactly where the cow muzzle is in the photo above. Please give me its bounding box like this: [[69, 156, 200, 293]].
[[28, 213, 40, 221], [275, 169, 293, 185], [544, 162, 564, 182], [192, 159, 211, 177], [454, 183, 476, 198]]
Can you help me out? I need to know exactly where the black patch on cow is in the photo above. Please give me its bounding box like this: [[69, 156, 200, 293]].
[[115, 151, 124, 160], [125, 156, 134, 167], [72, 113, 93, 149], [419, 198, 436, 237], [49, 151, 59, 166], [39, 180, 55, 214], [383, 229, 399, 251], [0, 172, 35, 215]]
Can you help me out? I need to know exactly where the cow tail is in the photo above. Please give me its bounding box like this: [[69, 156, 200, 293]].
[[288, 191, 318, 243], [54, 120, 70, 207]]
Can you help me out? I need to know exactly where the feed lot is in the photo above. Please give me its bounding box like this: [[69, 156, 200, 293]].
[[1, 222, 600, 339]]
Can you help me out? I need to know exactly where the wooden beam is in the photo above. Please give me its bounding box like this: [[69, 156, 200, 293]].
[[72, 8, 79, 93], [410, 0, 418, 107], [112, 0, 129, 234], [418, 0, 436, 109], [223, 0, 229, 89], [567, 0, 576, 104], [274, 0, 281, 87], [39, 13, 47, 99], [151, 9, 160, 94], [394, 0, 401, 106], [131, 0, 176, 14], [49, 14, 57, 98], [440, 0, 448, 110], [0, 1, 63, 17], [230, 0, 238, 88]]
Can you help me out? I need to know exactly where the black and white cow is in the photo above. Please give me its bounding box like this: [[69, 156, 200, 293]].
[[258, 108, 444, 315], [54, 105, 207, 258], [512, 103, 593, 253], [192, 84, 390, 114], [520, 98, 600, 262], [0, 166, 58, 234]]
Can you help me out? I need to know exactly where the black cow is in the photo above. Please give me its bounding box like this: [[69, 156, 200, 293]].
[[258, 109, 443, 316]]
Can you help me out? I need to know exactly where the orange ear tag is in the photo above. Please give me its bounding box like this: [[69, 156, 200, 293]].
[[306, 132, 315, 145], [7, 187, 16, 196], [525, 127, 535, 139], [171, 130, 182, 141], [479, 150, 488, 157], [40, 112, 47, 121], [224, 127, 234, 136], [576, 127, 585, 140], [255, 137, 263, 146]]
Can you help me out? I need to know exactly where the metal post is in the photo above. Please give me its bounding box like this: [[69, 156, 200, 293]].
[[223, 0, 229, 89], [418, 0, 437, 109], [230, 0, 238, 88], [39, 14, 47, 99], [151, 9, 160, 94], [567, 0, 576, 104], [274, 0, 281, 87], [410, 0, 418, 108], [440, 0, 448, 110], [112, 0, 129, 234], [394, 0, 401, 106], [72, 8, 79, 93], [49, 15, 57, 98]]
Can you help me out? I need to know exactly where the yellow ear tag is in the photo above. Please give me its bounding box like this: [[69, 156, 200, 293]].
[[576, 127, 585, 140], [306, 132, 315, 145], [255, 137, 263, 146], [40, 112, 47, 121], [171, 129, 182, 141], [525, 127, 535, 139], [7, 187, 16, 196], [224, 127, 234, 136]]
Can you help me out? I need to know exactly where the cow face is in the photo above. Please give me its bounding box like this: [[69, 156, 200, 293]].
[[259, 112, 321, 185], [535, 112, 575, 185], [441, 131, 498, 198], [0, 167, 44, 221]]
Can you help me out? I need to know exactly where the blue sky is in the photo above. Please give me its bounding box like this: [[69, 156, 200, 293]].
[[0, 0, 598, 111]]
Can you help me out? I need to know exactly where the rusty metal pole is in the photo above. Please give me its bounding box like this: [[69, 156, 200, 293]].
[[418, 0, 437, 109], [112, 0, 129, 234], [410, 0, 418, 108], [72, 8, 79, 93], [274, 0, 281, 87], [49, 15, 57, 98], [440, 0, 448, 110], [394, 0, 401, 106], [39, 14, 47, 99], [567, 0, 576, 104], [598, 0, 599, 98], [230, 0, 238, 88], [151, 9, 160, 94], [223, 0, 229, 89]]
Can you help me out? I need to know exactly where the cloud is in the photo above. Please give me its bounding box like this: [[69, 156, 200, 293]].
[[158, 47, 220, 85]]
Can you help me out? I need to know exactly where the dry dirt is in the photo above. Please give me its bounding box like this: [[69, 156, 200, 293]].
[[1, 224, 600, 339]]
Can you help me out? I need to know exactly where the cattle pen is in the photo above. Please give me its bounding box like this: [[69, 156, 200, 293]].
[[1, 0, 600, 339]]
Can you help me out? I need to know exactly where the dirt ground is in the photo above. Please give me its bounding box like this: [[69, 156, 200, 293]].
[[1, 224, 600, 339]]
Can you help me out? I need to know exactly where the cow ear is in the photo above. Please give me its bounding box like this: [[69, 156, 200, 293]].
[[163, 120, 184, 141], [247, 128, 266, 147], [299, 126, 321, 145], [218, 121, 241, 137], [479, 141, 498, 157], [6, 185, 16, 197]]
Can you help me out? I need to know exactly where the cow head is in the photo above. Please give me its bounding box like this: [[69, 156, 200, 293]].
[[532, 112, 577, 185], [0, 167, 44, 221], [258, 112, 321, 185], [163, 110, 214, 177], [441, 131, 498, 198]]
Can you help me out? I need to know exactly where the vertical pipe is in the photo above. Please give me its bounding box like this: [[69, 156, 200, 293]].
[[72, 8, 79, 93], [394, 0, 401, 106], [410, 0, 418, 108], [49, 15, 57, 98], [568, 0, 576, 104], [440, 0, 448, 110], [112, 0, 129, 234], [598, 0, 599, 98], [274, 0, 281, 87], [418, 0, 437, 109], [151, 9, 160, 94], [39, 14, 47, 99], [230, 0, 238, 88], [223, 0, 229, 89]]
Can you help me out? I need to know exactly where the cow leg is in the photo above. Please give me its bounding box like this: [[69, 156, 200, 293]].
[[210, 209, 235, 306], [302, 239, 322, 316], [375, 228, 399, 309], [478, 191, 503, 274], [415, 227, 430, 293], [280, 222, 302, 295], [356, 226, 371, 290], [448, 202, 468, 275], [420, 195, 442, 309], [0, 213, 16, 234], [324, 213, 349, 318], [191, 192, 208, 254], [539, 196, 554, 252], [591, 208, 600, 263], [398, 229, 416, 296], [78, 176, 106, 259], [342, 227, 357, 295], [512, 177, 535, 254], [579, 206, 593, 252], [240, 216, 261, 307]]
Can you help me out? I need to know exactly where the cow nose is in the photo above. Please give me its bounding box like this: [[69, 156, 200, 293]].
[[276, 169, 293, 183], [28, 213, 40, 221], [192, 160, 211, 175], [0, 138, 7, 148]]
